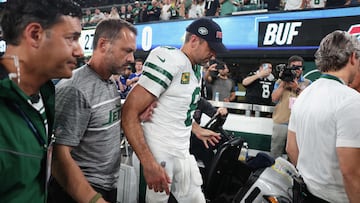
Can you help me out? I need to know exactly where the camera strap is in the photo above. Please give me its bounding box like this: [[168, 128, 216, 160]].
[[320, 74, 344, 84]]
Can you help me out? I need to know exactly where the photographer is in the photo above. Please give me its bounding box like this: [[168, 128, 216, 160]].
[[270, 55, 311, 158], [242, 61, 275, 106], [205, 58, 236, 102]]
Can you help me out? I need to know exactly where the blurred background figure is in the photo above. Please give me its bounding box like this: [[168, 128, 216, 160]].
[[270, 55, 311, 158], [126, 58, 143, 90], [82, 9, 93, 27], [205, 59, 236, 102], [89, 8, 106, 25], [108, 7, 120, 19], [242, 61, 275, 106]]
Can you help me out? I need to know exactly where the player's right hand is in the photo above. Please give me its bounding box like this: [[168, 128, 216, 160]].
[[143, 161, 171, 195]]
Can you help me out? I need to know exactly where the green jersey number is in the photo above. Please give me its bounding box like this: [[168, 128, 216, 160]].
[[184, 87, 201, 127]]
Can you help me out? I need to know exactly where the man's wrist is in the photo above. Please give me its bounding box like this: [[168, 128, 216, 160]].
[[89, 193, 102, 203]]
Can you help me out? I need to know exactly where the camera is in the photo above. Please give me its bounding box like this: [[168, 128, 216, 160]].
[[209, 59, 224, 70], [276, 64, 302, 82]]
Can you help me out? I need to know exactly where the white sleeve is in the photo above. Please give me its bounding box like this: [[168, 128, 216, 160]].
[[138, 47, 181, 98]]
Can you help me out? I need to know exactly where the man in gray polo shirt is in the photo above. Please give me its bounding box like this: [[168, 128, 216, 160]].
[[49, 19, 137, 203]]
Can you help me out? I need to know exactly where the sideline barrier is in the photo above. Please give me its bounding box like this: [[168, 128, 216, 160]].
[[201, 112, 272, 156], [208, 100, 274, 117], [203, 101, 274, 155], [252, 104, 274, 117], [208, 100, 253, 116]]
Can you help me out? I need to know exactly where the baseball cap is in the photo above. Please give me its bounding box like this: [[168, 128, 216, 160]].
[[186, 18, 227, 53], [134, 1, 139, 4]]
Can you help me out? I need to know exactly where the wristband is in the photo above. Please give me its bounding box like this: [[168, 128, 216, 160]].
[[89, 193, 102, 203]]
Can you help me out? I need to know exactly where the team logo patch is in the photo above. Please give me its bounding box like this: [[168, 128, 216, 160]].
[[198, 27, 208, 36], [181, 72, 190, 84]]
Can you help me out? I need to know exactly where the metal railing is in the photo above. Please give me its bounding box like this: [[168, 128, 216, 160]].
[[208, 100, 274, 117]]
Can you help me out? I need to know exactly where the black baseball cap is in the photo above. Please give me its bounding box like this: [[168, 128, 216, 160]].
[[186, 18, 227, 53]]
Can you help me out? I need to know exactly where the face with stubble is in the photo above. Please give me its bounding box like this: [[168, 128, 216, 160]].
[[104, 28, 137, 75]]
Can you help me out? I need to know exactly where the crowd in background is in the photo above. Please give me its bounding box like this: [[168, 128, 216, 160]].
[[80, 0, 360, 28]]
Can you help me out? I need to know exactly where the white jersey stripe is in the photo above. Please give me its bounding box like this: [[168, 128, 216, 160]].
[[91, 96, 120, 109]]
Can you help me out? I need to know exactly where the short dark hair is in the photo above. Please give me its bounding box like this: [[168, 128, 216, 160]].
[[288, 55, 304, 65], [259, 60, 272, 67], [135, 58, 143, 63], [1, 0, 82, 45], [92, 19, 137, 50]]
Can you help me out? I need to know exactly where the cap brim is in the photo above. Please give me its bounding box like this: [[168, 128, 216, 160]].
[[208, 42, 227, 53]]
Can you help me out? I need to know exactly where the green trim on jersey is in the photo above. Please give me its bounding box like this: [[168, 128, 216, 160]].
[[193, 64, 201, 81], [143, 71, 169, 89], [185, 87, 201, 126], [144, 61, 173, 81]]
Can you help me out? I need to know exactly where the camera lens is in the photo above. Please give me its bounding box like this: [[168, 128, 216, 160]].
[[216, 63, 224, 70]]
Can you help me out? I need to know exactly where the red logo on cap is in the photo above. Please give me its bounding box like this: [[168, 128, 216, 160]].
[[216, 31, 222, 39], [348, 24, 360, 40], [348, 24, 360, 35]]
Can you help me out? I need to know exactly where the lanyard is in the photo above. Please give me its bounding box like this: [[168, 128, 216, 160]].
[[11, 103, 47, 148], [8, 101, 55, 190], [320, 74, 344, 84]]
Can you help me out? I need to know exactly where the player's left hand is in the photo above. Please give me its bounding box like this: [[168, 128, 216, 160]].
[[194, 128, 221, 148], [216, 107, 228, 116]]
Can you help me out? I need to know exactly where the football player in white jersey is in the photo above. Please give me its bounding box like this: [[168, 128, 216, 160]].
[[122, 18, 227, 202]]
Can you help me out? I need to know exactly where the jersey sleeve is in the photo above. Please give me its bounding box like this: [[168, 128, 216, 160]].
[[138, 46, 182, 98], [242, 71, 256, 87]]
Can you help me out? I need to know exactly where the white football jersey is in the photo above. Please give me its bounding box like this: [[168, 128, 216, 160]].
[[138, 46, 201, 157]]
